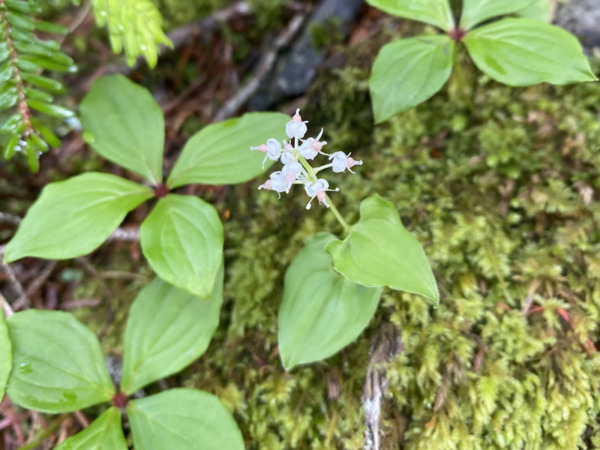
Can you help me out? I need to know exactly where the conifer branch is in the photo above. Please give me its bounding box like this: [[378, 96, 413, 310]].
[[0, 0, 75, 171], [92, 0, 172, 67]]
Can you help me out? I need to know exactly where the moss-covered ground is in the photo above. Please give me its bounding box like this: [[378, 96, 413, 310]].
[[3, 4, 600, 448]]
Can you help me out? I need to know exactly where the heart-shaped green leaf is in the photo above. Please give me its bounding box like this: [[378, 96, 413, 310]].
[[365, 0, 454, 31], [121, 268, 223, 395], [4, 173, 152, 262], [463, 18, 596, 86], [0, 311, 11, 400], [127, 389, 244, 450], [370, 35, 454, 123], [326, 195, 439, 305], [55, 407, 127, 450], [167, 112, 289, 188], [279, 233, 382, 370], [140, 194, 223, 298], [80, 74, 165, 184], [460, 0, 536, 30], [7, 310, 114, 413]]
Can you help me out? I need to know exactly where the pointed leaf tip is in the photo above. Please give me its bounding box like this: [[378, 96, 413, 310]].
[[326, 195, 439, 305]]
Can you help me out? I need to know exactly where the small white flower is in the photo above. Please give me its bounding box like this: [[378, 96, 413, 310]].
[[280, 151, 296, 165], [285, 109, 308, 140], [329, 151, 363, 173], [299, 128, 327, 160], [282, 161, 303, 183], [258, 171, 292, 197], [252, 138, 283, 168], [304, 178, 339, 209]]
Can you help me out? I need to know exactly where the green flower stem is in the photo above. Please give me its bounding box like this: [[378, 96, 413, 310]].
[[298, 155, 351, 234], [314, 163, 333, 173], [327, 199, 351, 234], [452, 44, 474, 111]]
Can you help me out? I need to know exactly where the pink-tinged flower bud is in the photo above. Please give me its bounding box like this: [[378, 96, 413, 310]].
[[304, 178, 339, 209], [250, 143, 268, 153], [286, 108, 308, 140], [258, 179, 272, 190], [346, 157, 362, 171]]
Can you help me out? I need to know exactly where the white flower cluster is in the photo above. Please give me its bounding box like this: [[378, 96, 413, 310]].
[[251, 109, 362, 210]]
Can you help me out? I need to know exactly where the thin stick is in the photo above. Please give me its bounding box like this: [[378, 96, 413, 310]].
[[213, 12, 306, 122], [0, 246, 30, 309], [0, 212, 21, 225], [0, 292, 14, 317]]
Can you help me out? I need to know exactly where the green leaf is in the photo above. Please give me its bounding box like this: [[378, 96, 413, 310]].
[[0, 311, 11, 400], [4, 173, 152, 262], [6, 310, 114, 413], [460, 0, 536, 30], [326, 195, 439, 305], [56, 408, 127, 450], [121, 269, 223, 395], [127, 389, 244, 450], [518, 0, 552, 21], [365, 0, 454, 31], [370, 35, 454, 123], [279, 233, 382, 370], [140, 194, 223, 298], [80, 74, 165, 184], [463, 18, 596, 86], [167, 112, 289, 188]]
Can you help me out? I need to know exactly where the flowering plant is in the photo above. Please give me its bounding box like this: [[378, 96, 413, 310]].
[[252, 110, 439, 369], [255, 109, 361, 211]]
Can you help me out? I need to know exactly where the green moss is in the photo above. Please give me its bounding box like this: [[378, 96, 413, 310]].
[[177, 44, 600, 447], [19, 24, 598, 448]]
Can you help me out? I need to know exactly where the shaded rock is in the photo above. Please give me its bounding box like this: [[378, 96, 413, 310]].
[[555, 0, 600, 53], [249, 0, 363, 110]]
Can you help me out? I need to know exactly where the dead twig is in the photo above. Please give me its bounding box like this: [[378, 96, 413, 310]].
[[213, 12, 306, 122], [0, 212, 21, 225], [25, 260, 56, 299], [0, 245, 30, 309], [168, 1, 252, 50], [107, 227, 140, 242], [363, 324, 403, 450], [60, 298, 102, 310]]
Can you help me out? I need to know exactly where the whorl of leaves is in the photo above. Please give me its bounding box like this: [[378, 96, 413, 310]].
[[92, 0, 173, 68], [0, 0, 75, 171]]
